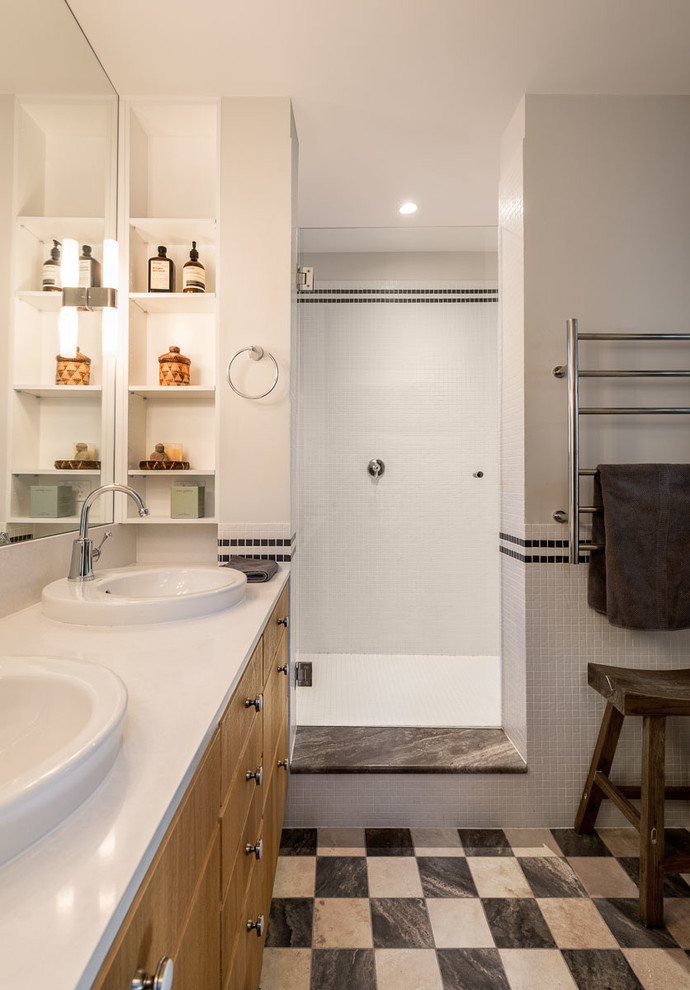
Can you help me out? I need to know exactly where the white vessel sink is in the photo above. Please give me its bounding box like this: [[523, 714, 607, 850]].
[[0, 656, 127, 866], [42, 565, 247, 625]]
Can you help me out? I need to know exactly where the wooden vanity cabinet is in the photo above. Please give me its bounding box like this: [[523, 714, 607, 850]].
[[93, 582, 289, 990]]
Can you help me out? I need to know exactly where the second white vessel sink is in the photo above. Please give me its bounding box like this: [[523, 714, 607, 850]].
[[42, 564, 248, 625]]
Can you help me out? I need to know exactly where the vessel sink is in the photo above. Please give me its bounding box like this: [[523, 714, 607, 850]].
[[42, 565, 248, 625], [0, 656, 127, 866]]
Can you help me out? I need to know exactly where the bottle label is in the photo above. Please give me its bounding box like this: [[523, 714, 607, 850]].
[[79, 259, 92, 288], [183, 264, 206, 290], [150, 259, 171, 291], [42, 262, 61, 289]]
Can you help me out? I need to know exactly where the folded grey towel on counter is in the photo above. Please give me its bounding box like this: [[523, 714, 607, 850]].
[[222, 556, 280, 582], [587, 463, 690, 630]]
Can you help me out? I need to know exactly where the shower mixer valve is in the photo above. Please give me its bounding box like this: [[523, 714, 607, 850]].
[[367, 458, 385, 478]]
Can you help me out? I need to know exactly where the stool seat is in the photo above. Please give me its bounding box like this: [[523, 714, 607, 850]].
[[588, 662, 690, 716]]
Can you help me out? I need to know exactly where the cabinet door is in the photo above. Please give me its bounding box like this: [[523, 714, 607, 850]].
[[174, 829, 221, 990], [262, 584, 289, 681], [221, 641, 263, 797]]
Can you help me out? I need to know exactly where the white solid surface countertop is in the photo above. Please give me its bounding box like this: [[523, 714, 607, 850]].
[[0, 565, 290, 990]]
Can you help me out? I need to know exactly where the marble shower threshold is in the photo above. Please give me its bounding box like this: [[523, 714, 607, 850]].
[[290, 726, 527, 774]]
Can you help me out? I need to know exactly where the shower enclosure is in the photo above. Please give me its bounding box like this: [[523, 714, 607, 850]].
[[292, 227, 500, 733]]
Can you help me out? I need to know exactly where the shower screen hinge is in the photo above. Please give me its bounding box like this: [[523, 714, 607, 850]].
[[296, 266, 314, 291], [295, 661, 313, 687]]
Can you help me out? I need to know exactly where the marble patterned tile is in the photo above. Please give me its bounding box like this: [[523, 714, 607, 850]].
[[312, 897, 373, 948], [519, 857, 587, 898], [427, 899, 495, 949], [417, 857, 478, 898], [623, 947, 690, 989], [593, 899, 679, 949], [259, 948, 311, 989], [597, 828, 641, 858], [567, 857, 640, 899], [499, 948, 578, 989], [467, 857, 533, 898], [266, 898, 314, 948], [457, 829, 513, 856], [537, 898, 619, 949], [617, 857, 690, 898], [504, 828, 561, 858], [561, 949, 644, 989], [315, 856, 368, 898], [367, 857, 423, 898], [365, 828, 415, 856], [412, 828, 465, 857], [272, 856, 316, 898], [317, 827, 366, 856], [436, 948, 509, 989], [375, 949, 443, 990], [310, 948, 376, 989], [370, 898, 435, 949], [280, 828, 318, 856], [482, 898, 556, 948], [550, 829, 612, 858], [663, 898, 690, 948]]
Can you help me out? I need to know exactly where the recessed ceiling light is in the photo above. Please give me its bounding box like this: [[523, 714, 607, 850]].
[[399, 202, 418, 215]]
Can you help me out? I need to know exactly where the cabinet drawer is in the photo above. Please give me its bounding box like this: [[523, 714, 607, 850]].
[[220, 640, 263, 796], [93, 731, 221, 990], [262, 583, 289, 680], [220, 725, 263, 898], [221, 799, 263, 990], [263, 633, 287, 790], [174, 828, 221, 990], [224, 857, 265, 990]]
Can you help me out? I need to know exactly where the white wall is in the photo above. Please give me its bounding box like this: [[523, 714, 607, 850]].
[[301, 251, 497, 283], [0, 96, 13, 526]]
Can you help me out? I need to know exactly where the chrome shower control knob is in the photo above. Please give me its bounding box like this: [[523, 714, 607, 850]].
[[247, 914, 265, 937], [245, 837, 264, 860], [367, 458, 385, 478], [132, 957, 174, 990], [277, 664, 288, 675], [245, 765, 263, 786], [245, 693, 263, 712]]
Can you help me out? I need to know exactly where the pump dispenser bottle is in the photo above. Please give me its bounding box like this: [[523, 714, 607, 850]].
[[42, 240, 61, 291], [79, 245, 101, 287], [182, 241, 205, 293], [148, 245, 175, 292]]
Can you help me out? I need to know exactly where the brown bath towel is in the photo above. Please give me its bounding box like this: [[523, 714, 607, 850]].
[[587, 464, 690, 630]]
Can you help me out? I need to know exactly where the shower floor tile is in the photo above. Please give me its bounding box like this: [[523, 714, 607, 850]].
[[260, 827, 690, 990], [290, 725, 527, 773]]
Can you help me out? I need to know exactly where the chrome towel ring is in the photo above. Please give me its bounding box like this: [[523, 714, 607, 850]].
[[226, 345, 279, 399]]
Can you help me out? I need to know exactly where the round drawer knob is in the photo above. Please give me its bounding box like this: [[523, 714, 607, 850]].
[[247, 914, 265, 937], [245, 693, 263, 713], [245, 765, 263, 786], [245, 837, 264, 860], [132, 957, 174, 990], [277, 664, 288, 675], [277, 616, 289, 628]]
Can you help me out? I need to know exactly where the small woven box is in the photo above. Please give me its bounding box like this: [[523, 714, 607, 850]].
[[55, 347, 91, 386], [159, 345, 190, 386]]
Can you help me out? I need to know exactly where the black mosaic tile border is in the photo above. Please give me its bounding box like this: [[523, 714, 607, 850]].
[[298, 287, 498, 304], [499, 531, 588, 564], [8, 533, 32, 544], [217, 531, 295, 563]]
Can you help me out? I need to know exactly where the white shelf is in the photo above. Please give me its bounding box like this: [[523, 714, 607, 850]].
[[125, 516, 218, 525], [12, 469, 101, 476], [129, 218, 216, 246], [14, 385, 102, 398], [128, 469, 214, 476], [16, 291, 62, 312], [129, 292, 216, 314], [8, 515, 82, 524], [128, 385, 215, 399], [17, 216, 106, 244]]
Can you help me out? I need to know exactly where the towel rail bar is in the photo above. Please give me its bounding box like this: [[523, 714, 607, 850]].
[[580, 370, 690, 378], [581, 407, 690, 415], [578, 332, 690, 341]]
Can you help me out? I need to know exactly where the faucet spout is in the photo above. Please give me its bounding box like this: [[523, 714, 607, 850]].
[[69, 484, 149, 581]]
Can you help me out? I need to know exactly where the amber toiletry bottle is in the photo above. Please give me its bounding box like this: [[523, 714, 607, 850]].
[[182, 241, 205, 292], [42, 240, 61, 291], [148, 245, 175, 292], [79, 245, 102, 287]]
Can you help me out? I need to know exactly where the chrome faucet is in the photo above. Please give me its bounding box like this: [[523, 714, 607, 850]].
[[68, 484, 149, 581]]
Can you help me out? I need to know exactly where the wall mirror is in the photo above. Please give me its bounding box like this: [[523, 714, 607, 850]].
[[0, 0, 118, 545]]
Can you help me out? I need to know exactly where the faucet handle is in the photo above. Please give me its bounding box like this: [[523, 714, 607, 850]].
[[93, 530, 113, 561]]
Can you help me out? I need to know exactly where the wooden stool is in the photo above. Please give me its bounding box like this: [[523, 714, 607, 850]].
[[575, 663, 690, 926]]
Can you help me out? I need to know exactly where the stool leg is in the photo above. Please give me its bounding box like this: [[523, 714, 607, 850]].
[[639, 715, 666, 927], [575, 702, 624, 833]]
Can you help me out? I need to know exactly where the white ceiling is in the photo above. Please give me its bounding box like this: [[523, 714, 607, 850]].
[[69, 0, 690, 229]]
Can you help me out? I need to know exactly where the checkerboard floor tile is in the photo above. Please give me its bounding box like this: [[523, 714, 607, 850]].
[[261, 827, 690, 989]]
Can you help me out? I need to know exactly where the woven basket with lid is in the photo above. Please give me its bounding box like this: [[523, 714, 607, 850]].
[[158, 345, 191, 386], [55, 346, 91, 385]]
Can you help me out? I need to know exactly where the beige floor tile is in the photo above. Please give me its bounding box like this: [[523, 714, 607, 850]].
[[663, 898, 690, 948], [411, 828, 465, 857], [375, 949, 444, 990], [271, 855, 316, 898], [597, 827, 641, 858], [567, 856, 639, 898], [499, 949, 578, 989], [426, 898, 494, 948], [467, 856, 533, 898], [504, 828, 561, 857], [623, 948, 690, 989], [368, 857, 423, 897], [317, 827, 366, 856], [312, 897, 373, 948], [259, 948, 312, 990], [537, 897, 619, 948]]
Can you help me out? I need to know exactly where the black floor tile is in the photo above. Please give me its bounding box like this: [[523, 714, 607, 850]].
[[315, 856, 369, 898], [482, 897, 556, 948], [551, 828, 612, 857], [457, 828, 512, 856], [593, 897, 679, 948], [618, 856, 690, 897], [310, 948, 376, 990], [370, 897, 434, 948], [280, 828, 318, 856], [436, 948, 510, 990], [665, 828, 690, 858], [417, 857, 478, 898], [519, 856, 588, 897], [561, 949, 644, 989], [365, 828, 414, 856], [265, 897, 314, 948]]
